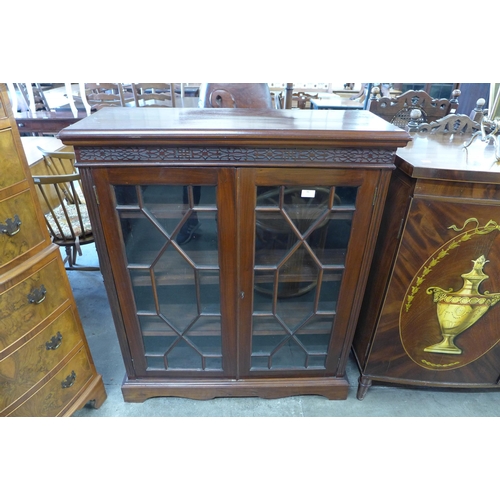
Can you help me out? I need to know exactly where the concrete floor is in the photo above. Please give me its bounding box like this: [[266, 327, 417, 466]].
[[70, 243, 500, 417]]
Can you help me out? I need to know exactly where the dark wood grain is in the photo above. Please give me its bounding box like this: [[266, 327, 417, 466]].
[[15, 110, 86, 135], [59, 107, 410, 149], [62, 107, 410, 401], [354, 129, 500, 399]]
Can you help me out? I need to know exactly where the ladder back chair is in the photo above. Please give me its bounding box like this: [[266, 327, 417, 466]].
[[76, 83, 134, 114], [131, 83, 176, 108]]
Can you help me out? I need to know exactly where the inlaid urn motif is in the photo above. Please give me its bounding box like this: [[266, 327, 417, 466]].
[[425, 256, 500, 355]]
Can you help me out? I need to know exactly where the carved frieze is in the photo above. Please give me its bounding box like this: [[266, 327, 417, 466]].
[[78, 146, 395, 164]]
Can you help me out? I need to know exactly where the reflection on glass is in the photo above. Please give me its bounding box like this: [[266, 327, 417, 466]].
[[114, 184, 222, 372], [252, 185, 357, 370]]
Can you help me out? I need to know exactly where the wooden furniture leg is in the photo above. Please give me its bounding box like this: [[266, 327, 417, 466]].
[[357, 376, 372, 400]]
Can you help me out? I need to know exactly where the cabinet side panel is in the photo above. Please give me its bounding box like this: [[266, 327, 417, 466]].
[[354, 169, 414, 367], [79, 168, 137, 377]]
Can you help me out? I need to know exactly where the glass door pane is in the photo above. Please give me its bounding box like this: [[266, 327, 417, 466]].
[[114, 183, 223, 373], [251, 185, 357, 371]]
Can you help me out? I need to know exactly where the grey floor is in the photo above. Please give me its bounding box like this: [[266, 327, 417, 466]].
[[70, 243, 500, 417]]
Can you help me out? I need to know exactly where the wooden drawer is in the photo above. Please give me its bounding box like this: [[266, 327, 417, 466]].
[[0, 306, 83, 411], [0, 128, 27, 190], [5, 346, 94, 417], [0, 95, 6, 119], [0, 248, 71, 352], [0, 187, 48, 271]]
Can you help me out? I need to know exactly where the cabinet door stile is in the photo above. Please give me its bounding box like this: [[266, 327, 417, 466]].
[[216, 167, 238, 377], [324, 170, 384, 372], [91, 169, 148, 376], [237, 168, 258, 375]]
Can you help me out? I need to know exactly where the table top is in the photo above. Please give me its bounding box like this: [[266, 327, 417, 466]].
[[59, 107, 410, 150], [310, 98, 364, 110], [395, 132, 500, 183], [15, 110, 87, 135], [15, 110, 88, 121]]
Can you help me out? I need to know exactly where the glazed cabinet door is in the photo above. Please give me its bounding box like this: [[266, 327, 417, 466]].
[[91, 167, 238, 379], [237, 167, 384, 377]]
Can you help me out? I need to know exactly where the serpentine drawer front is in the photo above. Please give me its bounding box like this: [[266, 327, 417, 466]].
[[0, 248, 71, 353], [4, 347, 93, 417], [0, 306, 82, 411], [0, 188, 48, 270]]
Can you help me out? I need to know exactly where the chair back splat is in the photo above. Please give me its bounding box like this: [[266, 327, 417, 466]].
[[131, 83, 176, 108], [368, 87, 461, 129]]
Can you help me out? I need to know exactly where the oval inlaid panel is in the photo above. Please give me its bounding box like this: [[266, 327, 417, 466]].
[[400, 219, 500, 370]]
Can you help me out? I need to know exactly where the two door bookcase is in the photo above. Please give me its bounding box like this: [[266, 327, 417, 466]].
[[60, 107, 409, 402]]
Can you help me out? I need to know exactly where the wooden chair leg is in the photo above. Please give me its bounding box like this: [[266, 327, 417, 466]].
[[63, 246, 72, 267]]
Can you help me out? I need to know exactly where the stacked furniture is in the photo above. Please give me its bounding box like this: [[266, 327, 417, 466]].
[[60, 106, 409, 402], [0, 84, 106, 416], [354, 113, 500, 399]]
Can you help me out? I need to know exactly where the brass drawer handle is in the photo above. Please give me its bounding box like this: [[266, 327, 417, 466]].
[[0, 214, 21, 236], [28, 285, 47, 304], [45, 332, 63, 350], [61, 370, 76, 389]]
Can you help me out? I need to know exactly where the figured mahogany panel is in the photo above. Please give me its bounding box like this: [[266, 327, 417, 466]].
[[364, 197, 500, 385], [354, 168, 414, 367]]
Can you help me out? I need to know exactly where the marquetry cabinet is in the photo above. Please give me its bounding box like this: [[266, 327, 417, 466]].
[[354, 130, 500, 399], [60, 107, 409, 402], [0, 84, 106, 416]]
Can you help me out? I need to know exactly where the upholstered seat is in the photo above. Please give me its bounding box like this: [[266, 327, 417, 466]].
[[44, 186, 92, 239]]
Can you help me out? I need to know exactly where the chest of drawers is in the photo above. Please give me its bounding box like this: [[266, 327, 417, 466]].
[[0, 83, 106, 416]]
